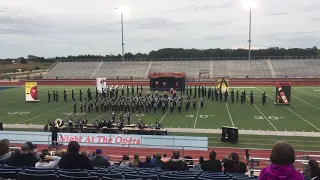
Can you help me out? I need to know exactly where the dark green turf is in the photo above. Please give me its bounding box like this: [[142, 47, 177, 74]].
[[1, 86, 320, 132]]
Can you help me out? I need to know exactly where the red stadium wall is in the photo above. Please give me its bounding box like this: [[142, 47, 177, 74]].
[[1, 78, 320, 86]]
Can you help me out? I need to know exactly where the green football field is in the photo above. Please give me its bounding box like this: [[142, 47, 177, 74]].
[[1, 85, 320, 132]]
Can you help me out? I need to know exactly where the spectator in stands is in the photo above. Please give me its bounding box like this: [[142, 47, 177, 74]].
[[8, 141, 39, 167], [151, 154, 157, 164], [223, 152, 247, 173], [0, 139, 14, 164], [142, 155, 156, 168], [162, 153, 170, 162], [91, 149, 110, 168], [119, 155, 130, 167], [154, 153, 164, 167], [259, 141, 303, 180], [35, 151, 61, 169], [162, 151, 187, 171], [130, 154, 143, 168], [59, 141, 93, 169], [61, 149, 67, 156], [303, 159, 319, 180], [194, 156, 204, 169], [201, 151, 222, 172]]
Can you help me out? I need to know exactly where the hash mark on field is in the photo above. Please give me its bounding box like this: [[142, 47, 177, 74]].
[[240, 88, 278, 131], [193, 103, 201, 128], [255, 87, 320, 132], [159, 110, 169, 123], [225, 103, 234, 127], [294, 88, 320, 99], [88, 113, 107, 123], [292, 95, 320, 110]]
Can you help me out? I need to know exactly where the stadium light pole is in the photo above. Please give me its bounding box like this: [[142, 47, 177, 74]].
[[243, 0, 257, 61], [248, 5, 252, 61], [114, 7, 129, 62]]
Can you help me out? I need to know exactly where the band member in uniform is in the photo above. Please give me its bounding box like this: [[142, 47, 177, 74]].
[[140, 85, 143, 92], [190, 86, 192, 97], [193, 98, 197, 110], [170, 100, 174, 113], [111, 111, 116, 122], [121, 86, 124, 96], [136, 85, 139, 95], [200, 97, 204, 108], [127, 86, 129, 97], [79, 89, 83, 102], [250, 90, 254, 105], [131, 85, 134, 96], [243, 90, 247, 102], [161, 101, 166, 113], [241, 91, 245, 104], [95, 101, 99, 112], [176, 81, 179, 89], [72, 89, 75, 101], [208, 88, 211, 100], [155, 119, 161, 129], [53, 90, 56, 102], [236, 90, 239, 102], [214, 88, 218, 101], [198, 86, 201, 98], [194, 86, 197, 97], [73, 100, 77, 113], [224, 90, 228, 102], [178, 100, 182, 114], [48, 91, 51, 103], [68, 117, 73, 128], [64, 89, 67, 102], [219, 89, 222, 102], [153, 100, 157, 113], [262, 92, 267, 105], [186, 87, 189, 96], [162, 81, 166, 91], [155, 81, 159, 90], [55, 91, 59, 102], [95, 87, 99, 99], [127, 112, 131, 125], [80, 101, 83, 113], [87, 88, 91, 100], [231, 89, 235, 103]]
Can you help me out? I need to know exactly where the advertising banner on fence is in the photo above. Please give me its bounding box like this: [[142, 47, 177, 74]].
[[0, 131, 208, 151], [25, 82, 40, 102], [96, 78, 107, 93]]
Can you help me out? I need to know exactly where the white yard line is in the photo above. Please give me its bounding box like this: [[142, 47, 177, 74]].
[[159, 110, 169, 123], [193, 103, 201, 128], [255, 87, 320, 132], [88, 113, 107, 123], [225, 103, 234, 127], [17, 104, 72, 124], [293, 87, 320, 99], [292, 95, 320, 110], [239, 88, 278, 131]]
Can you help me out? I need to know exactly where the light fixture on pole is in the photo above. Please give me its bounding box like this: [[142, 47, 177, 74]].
[[114, 7, 131, 62], [243, 0, 258, 61]]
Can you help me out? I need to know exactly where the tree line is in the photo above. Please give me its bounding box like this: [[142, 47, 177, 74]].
[[4, 46, 320, 62]]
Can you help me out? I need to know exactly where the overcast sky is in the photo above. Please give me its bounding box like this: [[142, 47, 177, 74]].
[[0, 0, 319, 58]]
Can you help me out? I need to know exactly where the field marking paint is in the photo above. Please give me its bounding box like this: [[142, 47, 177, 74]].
[[1, 103, 51, 119], [88, 113, 107, 123], [294, 87, 320, 99], [292, 95, 320, 110], [255, 87, 320, 132], [17, 104, 72, 124], [193, 103, 201, 128], [225, 103, 234, 127], [159, 110, 169, 123], [239, 88, 278, 131]]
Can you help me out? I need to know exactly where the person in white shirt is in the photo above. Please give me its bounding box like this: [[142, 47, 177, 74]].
[[35, 152, 61, 169]]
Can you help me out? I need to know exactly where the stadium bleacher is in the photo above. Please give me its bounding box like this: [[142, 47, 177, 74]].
[[44, 59, 320, 79]]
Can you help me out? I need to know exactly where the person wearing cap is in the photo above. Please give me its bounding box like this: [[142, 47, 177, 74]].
[[8, 141, 39, 167], [90, 149, 110, 168], [201, 151, 222, 172], [35, 151, 61, 169], [59, 141, 93, 170]]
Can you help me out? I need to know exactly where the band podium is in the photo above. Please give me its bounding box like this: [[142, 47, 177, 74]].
[[274, 82, 291, 105], [149, 72, 186, 91]]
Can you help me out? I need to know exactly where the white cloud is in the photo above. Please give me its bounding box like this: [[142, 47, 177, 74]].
[[0, 0, 319, 58]]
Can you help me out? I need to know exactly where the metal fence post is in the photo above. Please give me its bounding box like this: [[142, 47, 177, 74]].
[[250, 158, 254, 177]]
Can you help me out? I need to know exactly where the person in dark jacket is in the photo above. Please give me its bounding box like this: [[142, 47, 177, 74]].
[[201, 151, 222, 172], [142, 156, 156, 168], [154, 154, 164, 167], [8, 141, 38, 167], [59, 141, 93, 170], [162, 151, 187, 171], [303, 159, 319, 180], [224, 152, 247, 174], [0, 139, 14, 165], [90, 149, 110, 168]]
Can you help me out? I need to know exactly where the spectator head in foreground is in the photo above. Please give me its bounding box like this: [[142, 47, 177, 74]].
[[209, 151, 217, 160], [223, 152, 247, 173], [58, 141, 93, 170], [302, 159, 319, 180], [119, 155, 130, 167], [201, 151, 222, 172], [68, 141, 80, 154], [259, 141, 304, 180], [0, 139, 14, 164], [172, 151, 180, 159], [8, 141, 39, 167]]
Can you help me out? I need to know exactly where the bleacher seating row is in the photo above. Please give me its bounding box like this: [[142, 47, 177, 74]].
[[0, 165, 257, 180], [45, 59, 320, 79]]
